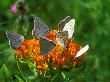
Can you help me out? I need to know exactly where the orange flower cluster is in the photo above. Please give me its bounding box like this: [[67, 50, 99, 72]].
[[15, 30, 83, 73]]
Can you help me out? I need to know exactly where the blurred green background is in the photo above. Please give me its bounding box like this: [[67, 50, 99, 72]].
[[0, 0, 110, 82]]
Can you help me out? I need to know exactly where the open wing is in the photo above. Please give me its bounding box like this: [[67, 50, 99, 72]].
[[58, 16, 71, 31], [75, 44, 89, 58], [39, 37, 56, 55], [63, 19, 75, 39], [32, 17, 49, 39]]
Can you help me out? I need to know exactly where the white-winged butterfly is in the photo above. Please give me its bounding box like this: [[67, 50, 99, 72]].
[[56, 16, 75, 48]]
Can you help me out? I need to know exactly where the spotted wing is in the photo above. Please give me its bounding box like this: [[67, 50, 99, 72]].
[[39, 37, 56, 55], [6, 31, 24, 49], [32, 17, 49, 39]]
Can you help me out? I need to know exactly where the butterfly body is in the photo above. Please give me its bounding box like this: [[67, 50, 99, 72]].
[[56, 31, 68, 48]]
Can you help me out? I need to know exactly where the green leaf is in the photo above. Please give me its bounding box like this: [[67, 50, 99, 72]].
[[3, 64, 12, 81], [15, 75, 24, 82], [61, 72, 66, 79], [3, 64, 11, 77], [26, 60, 36, 69], [51, 74, 58, 82]]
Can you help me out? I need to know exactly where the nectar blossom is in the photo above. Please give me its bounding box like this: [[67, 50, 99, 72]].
[[10, 4, 17, 13]]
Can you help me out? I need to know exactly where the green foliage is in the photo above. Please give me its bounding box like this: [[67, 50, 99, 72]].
[[15, 75, 24, 82], [0, 0, 110, 82], [3, 64, 12, 81]]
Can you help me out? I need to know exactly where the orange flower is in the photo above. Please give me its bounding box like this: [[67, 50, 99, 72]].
[[45, 30, 58, 42], [15, 30, 85, 73]]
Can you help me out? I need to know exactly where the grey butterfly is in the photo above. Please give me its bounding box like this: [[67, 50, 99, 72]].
[[32, 17, 49, 39], [58, 16, 71, 31], [32, 17, 56, 55], [39, 37, 56, 55], [6, 31, 24, 50]]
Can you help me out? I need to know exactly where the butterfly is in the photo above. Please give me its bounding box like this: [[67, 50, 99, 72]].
[[56, 31, 68, 48], [32, 17, 49, 39], [56, 16, 75, 48], [32, 17, 56, 55], [6, 31, 24, 50]]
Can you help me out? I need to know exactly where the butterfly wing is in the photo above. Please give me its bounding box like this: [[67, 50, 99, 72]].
[[63, 19, 75, 39], [75, 44, 89, 58], [39, 37, 56, 55], [32, 17, 49, 39], [58, 16, 71, 31], [56, 31, 68, 48], [6, 31, 24, 49]]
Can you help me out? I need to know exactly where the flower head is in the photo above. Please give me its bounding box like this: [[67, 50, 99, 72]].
[[15, 29, 89, 73], [10, 4, 17, 13], [10, 0, 27, 14]]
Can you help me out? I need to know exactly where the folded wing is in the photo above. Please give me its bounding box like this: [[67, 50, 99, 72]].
[[6, 31, 24, 49]]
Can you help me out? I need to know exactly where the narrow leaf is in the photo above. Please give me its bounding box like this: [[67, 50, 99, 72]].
[[15, 75, 24, 82]]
